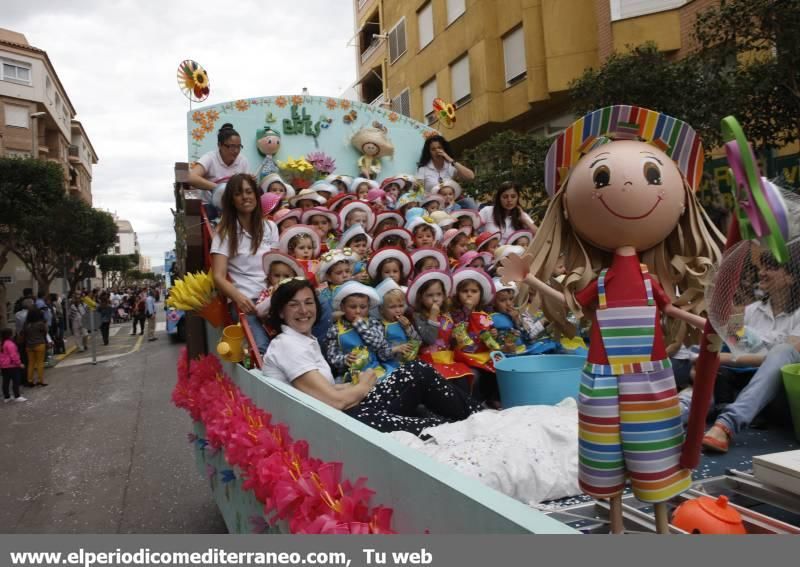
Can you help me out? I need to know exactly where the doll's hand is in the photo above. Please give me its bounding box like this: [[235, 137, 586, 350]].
[[497, 253, 533, 285]]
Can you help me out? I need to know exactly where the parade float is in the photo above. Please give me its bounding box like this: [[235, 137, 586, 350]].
[[170, 64, 800, 532]]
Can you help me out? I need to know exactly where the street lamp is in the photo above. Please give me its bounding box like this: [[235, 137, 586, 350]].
[[29, 112, 46, 159]]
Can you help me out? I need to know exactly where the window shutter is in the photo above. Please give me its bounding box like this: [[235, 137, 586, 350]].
[[392, 89, 411, 117], [446, 0, 466, 25], [503, 26, 527, 85], [4, 104, 29, 128], [610, 0, 689, 21], [421, 79, 438, 122], [418, 3, 434, 50], [389, 19, 407, 63], [450, 54, 471, 105]]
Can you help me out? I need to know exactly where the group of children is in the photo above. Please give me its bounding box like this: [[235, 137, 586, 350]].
[[241, 172, 564, 405]]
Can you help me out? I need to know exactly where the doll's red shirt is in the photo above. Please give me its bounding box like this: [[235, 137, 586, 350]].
[[575, 253, 671, 365]]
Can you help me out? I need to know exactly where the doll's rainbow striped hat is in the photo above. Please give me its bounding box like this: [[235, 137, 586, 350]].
[[544, 105, 704, 197]]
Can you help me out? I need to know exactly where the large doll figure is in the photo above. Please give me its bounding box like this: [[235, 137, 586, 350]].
[[500, 106, 723, 533], [256, 127, 282, 190]]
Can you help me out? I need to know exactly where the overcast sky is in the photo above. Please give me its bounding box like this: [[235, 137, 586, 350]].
[[4, 0, 357, 269]]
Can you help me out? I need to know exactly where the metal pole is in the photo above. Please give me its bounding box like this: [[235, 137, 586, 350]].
[[62, 255, 68, 340], [87, 277, 96, 365]]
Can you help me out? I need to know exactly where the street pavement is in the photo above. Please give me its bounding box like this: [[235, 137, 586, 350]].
[[0, 306, 227, 533]]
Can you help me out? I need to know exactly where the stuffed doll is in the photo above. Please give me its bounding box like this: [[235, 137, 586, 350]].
[[499, 105, 724, 534], [351, 124, 394, 180], [256, 127, 282, 189]]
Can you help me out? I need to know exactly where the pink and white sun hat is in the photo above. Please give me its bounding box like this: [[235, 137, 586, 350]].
[[371, 227, 413, 252], [273, 208, 302, 228], [452, 267, 495, 303], [367, 247, 413, 281], [260, 173, 296, 198], [441, 227, 470, 250], [262, 251, 305, 279], [410, 247, 449, 271], [432, 179, 463, 200], [504, 229, 535, 246], [301, 207, 339, 230], [339, 200, 376, 232], [406, 270, 453, 306], [338, 223, 373, 249], [278, 224, 322, 256], [450, 209, 482, 229]]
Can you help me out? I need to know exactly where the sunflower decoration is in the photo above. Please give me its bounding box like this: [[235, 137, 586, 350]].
[[177, 59, 210, 102], [432, 98, 456, 128]]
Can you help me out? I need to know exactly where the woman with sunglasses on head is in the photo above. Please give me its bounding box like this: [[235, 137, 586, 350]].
[[701, 243, 800, 453], [262, 278, 481, 435], [211, 173, 279, 355]]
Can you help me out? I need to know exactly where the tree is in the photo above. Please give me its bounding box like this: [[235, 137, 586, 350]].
[[460, 130, 552, 222], [693, 0, 800, 149], [97, 254, 139, 289], [568, 0, 800, 151], [59, 199, 118, 292], [0, 158, 71, 299], [568, 43, 732, 150]]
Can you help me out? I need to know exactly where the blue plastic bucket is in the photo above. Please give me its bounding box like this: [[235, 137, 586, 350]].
[[492, 352, 586, 408]]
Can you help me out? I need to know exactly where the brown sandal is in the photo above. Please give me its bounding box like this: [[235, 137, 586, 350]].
[[702, 423, 732, 453]]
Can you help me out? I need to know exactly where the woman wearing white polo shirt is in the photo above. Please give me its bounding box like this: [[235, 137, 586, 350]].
[[211, 173, 279, 354]]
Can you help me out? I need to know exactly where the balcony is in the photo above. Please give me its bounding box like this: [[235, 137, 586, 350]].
[[68, 145, 80, 163], [360, 39, 383, 64]]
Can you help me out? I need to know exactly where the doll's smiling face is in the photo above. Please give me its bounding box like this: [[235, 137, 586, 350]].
[[564, 140, 685, 251]]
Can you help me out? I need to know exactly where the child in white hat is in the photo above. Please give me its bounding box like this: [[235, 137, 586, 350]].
[[312, 248, 358, 344], [375, 278, 422, 375], [490, 277, 547, 356], [325, 281, 391, 383], [338, 224, 372, 284]]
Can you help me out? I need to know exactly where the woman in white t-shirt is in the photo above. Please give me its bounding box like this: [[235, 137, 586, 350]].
[[187, 123, 251, 191], [479, 181, 538, 241], [262, 279, 481, 435], [211, 174, 279, 354]]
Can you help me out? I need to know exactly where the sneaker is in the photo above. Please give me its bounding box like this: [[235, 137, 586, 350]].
[[3, 398, 11, 404], [14, 396, 27, 403]]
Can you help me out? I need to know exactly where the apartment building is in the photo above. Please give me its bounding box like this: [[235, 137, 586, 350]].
[[0, 27, 99, 307], [352, 0, 600, 149], [0, 27, 97, 204], [351, 1, 731, 150]]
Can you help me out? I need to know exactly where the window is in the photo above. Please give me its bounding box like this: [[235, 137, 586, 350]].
[[1, 60, 32, 84], [609, 0, 690, 21], [418, 2, 434, 50], [446, 0, 466, 25], [4, 104, 29, 128], [388, 18, 407, 63], [450, 54, 471, 106], [503, 25, 527, 86], [391, 88, 410, 117], [45, 76, 53, 101], [0, 275, 15, 285], [421, 78, 438, 124]]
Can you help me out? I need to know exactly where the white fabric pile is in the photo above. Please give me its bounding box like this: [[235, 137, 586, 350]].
[[389, 399, 581, 505]]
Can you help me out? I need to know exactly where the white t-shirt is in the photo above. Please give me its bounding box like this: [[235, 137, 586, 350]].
[[479, 205, 534, 240], [744, 300, 800, 352], [417, 161, 457, 193], [196, 150, 251, 185], [210, 220, 279, 299], [263, 325, 335, 385]]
